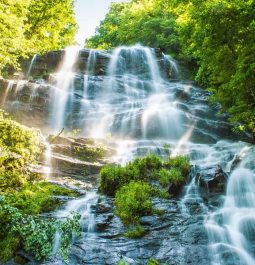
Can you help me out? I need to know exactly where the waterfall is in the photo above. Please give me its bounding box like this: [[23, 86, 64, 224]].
[[52, 191, 98, 259], [164, 54, 179, 78], [26, 55, 37, 78], [1, 80, 14, 105], [50, 46, 81, 132], [86, 50, 97, 75], [2, 44, 255, 264], [206, 146, 255, 265]]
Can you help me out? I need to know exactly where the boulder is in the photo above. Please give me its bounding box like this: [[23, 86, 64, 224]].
[[198, 165, 228, 194]]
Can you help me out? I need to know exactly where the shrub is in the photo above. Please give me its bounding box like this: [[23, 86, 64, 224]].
[[99, 154, 163, 196], [164, 155, 191, 176], [100, 154, 190, 197], [133, 153, 162, 179], [0, 111, 42, 163], [100, 164, 139, 196], [0, 198, 80, 262], [115, 181, 153, 225], [0, 111, 80, 262], [0, 111, 44, 193], [158, 168, 185, 187]]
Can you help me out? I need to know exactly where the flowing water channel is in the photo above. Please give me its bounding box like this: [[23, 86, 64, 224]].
[[1, 45, 255, 265]]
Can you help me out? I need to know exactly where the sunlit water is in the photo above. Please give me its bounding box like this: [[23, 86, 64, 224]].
[[52, 191, 98, 261], [1, 45, 255, 264]]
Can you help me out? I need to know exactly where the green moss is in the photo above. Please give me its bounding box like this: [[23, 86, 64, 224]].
[[0, 235, 20, 262], [73, 145, 107, 162], [124, 225, 146, 239], [6, 182, 78, 215]]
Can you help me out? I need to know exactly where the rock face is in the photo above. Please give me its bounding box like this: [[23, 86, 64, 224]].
[[21, 48, 174, 79], [0, 77, 237, 143], [41, 136, 113, 190], [62, 196, 210, 265]]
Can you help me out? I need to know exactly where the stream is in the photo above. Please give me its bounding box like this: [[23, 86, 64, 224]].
[[1, 45, 255, 265]]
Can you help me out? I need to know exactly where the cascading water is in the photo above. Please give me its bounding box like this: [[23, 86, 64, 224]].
[[52, 191, 98, 260], [78, 44, 187, 144], [26, 54, 37, 78], [1, 80, 14, 105], [86, 49, 97, 75], [50, 46, 80, 132], [206, 146, 255, 265], [2, 44, 255, 264]]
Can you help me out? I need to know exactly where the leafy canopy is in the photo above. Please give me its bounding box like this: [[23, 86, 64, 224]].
[[0, 0, 77, 74]]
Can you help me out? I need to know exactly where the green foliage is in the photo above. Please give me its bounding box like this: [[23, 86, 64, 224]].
[[0, 0, 77, 75], [158, 168, 184, 187], [86, 1, 179, 55], [0, 112, 79, 262], [124, 225, 146, 239], [25, 0, 77, 54], [0, 198, 80, 262], [87, 0, 255, 138], [0, 111, 42, 162], [100, 164, 139, 196], [148, 259, 160, 265], [0, 0, 29, 71], [115, 181, 153, 225], [6, 181, 77, 215], [164, 155, 191, 176], [100, 154, 190, 196], [100, 154, 164, 196], [0, 111, 43, 193]]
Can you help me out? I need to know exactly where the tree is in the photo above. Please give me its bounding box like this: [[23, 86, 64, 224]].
[[0, 0, 29, 71], [0, 0, 77, 75]]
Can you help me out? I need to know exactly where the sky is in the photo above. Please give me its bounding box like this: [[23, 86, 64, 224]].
[[74, 0, 129, 45]]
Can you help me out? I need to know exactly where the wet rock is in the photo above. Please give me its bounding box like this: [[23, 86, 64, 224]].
[[96, 213, 114, 232], [199, 166, 228, 194], [22, 48, 170, 79], [175, 89, 190, 101], [168, 182, 186, 197], [207, 166, 228, 193], [94, 202, 112, 214]]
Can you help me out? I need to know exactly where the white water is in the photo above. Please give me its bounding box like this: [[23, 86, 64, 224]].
[[42, 141, 52, 179], [86, 49, 97, 75], [53, 191, 98, 259], [2, 44, 255, 264], [26, 55, 37, 78], [1, 80, 14, 105], [51, 46, 80, 132], [206, 146, 255, 265]]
